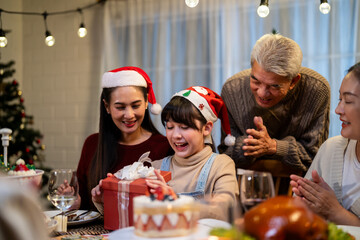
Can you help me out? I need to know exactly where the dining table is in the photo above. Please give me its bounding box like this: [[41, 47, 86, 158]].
[[50, 215, 111, 240], [49, 217, 232, 240]]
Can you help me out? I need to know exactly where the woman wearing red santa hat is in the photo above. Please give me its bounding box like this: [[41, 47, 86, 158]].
[[74, 66, 173, 210], [146, 86, 239, 221]]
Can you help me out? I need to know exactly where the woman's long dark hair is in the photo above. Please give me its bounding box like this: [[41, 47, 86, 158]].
[[161, 96, 215, 151], [88, 86, 160, 193]]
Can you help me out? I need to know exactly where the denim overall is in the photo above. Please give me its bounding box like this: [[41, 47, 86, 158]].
[[160, 153, 218, 200]]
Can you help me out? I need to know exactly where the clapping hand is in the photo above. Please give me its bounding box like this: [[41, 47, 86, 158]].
[[290, 170, 342, 220], [242, 116, 277, 157]]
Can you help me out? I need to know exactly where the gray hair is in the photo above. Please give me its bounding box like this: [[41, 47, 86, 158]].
[[251, 34, 303, 80]]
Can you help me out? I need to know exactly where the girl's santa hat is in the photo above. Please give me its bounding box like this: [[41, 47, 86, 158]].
[[101, 66, 162, 115], [173, 86, 235, 146]]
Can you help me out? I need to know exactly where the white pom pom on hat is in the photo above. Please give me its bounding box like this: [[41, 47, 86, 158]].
[[173, 86, 235, 146], [101, 66, 162, 115]]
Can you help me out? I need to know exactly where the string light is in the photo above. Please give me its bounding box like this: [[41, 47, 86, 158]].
[[43, 12, 55, 47], [319, 0, 331, 14], [0, 0, 105, 46], [0, 0, 333, 46], [257, 0, 270, 18], [185, 0, 199, 8], [0, 9, 8, 48], [77, 8, 87, 38]]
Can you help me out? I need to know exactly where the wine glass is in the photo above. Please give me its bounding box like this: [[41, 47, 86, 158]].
[[239, 170, 275, 212], [48, 169, 78, 215]]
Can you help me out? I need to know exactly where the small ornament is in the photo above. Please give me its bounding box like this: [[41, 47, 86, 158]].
[[25, 147, 30, 153], [36, 139, 41, 144], [18, 90, 22, 96], [21, 112, 26, 117], [12, 80, 18, 85], [41, 144, 46, 150], [20, 124, 25, 129]]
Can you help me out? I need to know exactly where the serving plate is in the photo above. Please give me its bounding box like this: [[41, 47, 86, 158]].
[[109, 218, 231, 240]]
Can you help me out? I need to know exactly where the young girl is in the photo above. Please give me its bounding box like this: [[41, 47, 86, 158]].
[[75, 66, 173, 210], [147, 86, 239, 221]]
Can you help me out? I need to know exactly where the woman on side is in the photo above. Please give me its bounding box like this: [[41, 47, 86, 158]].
[[74, 66, 173, 210], [290, 62, 360, 226]]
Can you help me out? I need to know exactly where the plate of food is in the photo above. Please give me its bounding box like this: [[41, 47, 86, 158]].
[[338, 225, 360, 240], [44, 210, 101, 226]]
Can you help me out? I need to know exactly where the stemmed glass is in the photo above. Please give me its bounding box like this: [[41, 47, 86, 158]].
[[239, 170, 275, 212], [48, 169, 78, 215]]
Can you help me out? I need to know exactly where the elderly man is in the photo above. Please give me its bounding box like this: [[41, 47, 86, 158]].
[[219, 34, 330, 174]]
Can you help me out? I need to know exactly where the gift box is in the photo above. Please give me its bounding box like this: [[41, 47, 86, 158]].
[[102, 171, 171, 230]]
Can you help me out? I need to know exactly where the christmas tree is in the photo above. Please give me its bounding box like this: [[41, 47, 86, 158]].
[[0, 60, 45, 167]]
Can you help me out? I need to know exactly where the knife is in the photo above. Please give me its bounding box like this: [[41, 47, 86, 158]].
[[72, 210, 91, 221]]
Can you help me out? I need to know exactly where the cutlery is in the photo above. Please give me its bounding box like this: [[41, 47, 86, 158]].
[[51, 209, 77, 219], [72, 210, 91, 221]]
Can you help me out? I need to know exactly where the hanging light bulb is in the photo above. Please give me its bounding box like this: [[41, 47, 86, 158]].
[[257, 0, 270, 18], [0, 10, 7, 47], [319, 0, 331, 14], [77, 8, 87, 38], [185, 0, 199, 8], [0, 29, 7, 48], [78, 23, 87, 38], [45, 30, 55, 46], [43, 11, 55, 46]]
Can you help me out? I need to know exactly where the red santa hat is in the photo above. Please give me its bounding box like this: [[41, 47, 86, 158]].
[[101, 66, 162, 115], [173, 86, 235, 146]]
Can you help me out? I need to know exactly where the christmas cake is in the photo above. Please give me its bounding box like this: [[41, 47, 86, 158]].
[[133, 187, 199, 238], [8, 158, 36, 176]]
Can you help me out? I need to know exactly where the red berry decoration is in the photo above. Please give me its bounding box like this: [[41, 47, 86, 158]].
[[36, 139, 41, 144], [13, 80, 18, 85], [26, 148, 30, 153], [15, 164, 29, 171], [20, 98, 24, 103], [154, 186, 164, 200]]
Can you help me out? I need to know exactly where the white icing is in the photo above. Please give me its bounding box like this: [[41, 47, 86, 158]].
[[152, 214, 164, 226], [133, 195, 194, 208], [183, 210, 192, 221], [16, 158, 26, 165], [166, 213, 179, 226], [114, 162, 155, 180], [140, 213, 149, 224], [8, 169, 36, 176], [133, 195, 198, 238]]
